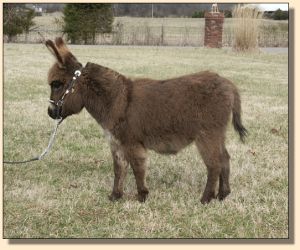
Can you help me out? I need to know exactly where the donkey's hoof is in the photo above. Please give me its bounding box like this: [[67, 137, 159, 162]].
[[200, 196, 212, 204], [108, 192, 123, 202], [137, 190, 149, 202], [200, 192, 216, 204], [217, 189, 231, 201]]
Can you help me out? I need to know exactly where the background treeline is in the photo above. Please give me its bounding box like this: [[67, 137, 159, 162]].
[[28, 3, 235, 17], [27, 3, 288, 20], [113, 3, 235, 17]]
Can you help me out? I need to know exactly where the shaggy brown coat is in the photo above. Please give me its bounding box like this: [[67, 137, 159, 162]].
[[46, 38, 247, 204]]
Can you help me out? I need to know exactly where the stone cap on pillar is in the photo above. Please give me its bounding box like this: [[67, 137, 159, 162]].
[[205, 3, 225, 19], [211, 3, 219, 13]]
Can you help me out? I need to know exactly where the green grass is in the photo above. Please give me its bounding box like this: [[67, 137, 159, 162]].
[[3, 44, 288, 238]]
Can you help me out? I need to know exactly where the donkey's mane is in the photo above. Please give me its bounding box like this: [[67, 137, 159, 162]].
[[81, 62, 133, 134]]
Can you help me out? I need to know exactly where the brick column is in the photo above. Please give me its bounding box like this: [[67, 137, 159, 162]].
[[204, 12, 224, 48]]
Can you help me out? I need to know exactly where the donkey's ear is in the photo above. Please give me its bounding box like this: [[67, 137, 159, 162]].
[[45, 39, 64, 68], [54, 37, 70, 58], [54, 37, 81, 67], [55, 37, 66, 48]]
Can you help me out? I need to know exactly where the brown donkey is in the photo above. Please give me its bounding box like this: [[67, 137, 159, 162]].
[[46, 38, 247, 204]]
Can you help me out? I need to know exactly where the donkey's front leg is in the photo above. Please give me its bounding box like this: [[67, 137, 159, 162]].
[[127, 145, 149, 202], [109, 146, 129, 201]]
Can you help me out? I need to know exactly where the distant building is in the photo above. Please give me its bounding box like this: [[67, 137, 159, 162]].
[[25, 4, 43, 16], [34, 6, 43, 15]]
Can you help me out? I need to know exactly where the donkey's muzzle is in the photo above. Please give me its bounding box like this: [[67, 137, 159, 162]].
[[48, 103, 62, 120]]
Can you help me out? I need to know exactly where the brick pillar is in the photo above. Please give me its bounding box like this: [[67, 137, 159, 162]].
[[204, 12, 224, 48]]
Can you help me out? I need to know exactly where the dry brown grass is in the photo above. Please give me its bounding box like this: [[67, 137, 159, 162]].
[[3, 44, 288, 238], [232, 5, 263, 51]]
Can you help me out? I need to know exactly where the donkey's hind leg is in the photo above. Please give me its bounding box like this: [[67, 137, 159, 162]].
[[218, 147, 231, 200], [196, 132, 225, 204]]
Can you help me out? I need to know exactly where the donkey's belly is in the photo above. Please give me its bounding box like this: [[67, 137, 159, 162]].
[[144, 136, 193, 155]]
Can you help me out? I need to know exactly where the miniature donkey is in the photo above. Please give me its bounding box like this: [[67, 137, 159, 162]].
[[46, 38, 247, 204]]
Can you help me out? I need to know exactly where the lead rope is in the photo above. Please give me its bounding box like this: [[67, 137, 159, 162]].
[[3, 118, 62, 164]]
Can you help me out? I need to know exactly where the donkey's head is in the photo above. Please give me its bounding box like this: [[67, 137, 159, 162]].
[[46, 37, 84, 120]]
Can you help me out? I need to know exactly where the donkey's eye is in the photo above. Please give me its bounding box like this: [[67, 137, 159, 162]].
[[51, 80, 63, 90]]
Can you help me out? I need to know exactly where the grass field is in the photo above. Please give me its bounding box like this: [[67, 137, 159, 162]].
[[12, 13, 288, 47], [3, 44, 288, 238]]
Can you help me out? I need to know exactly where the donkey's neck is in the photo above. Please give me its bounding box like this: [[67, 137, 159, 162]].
[[82, 63, 130, 131]]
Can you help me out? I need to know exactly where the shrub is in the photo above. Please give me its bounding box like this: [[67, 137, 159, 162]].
[[224, 10, 232, 18], [272, 9, 288, 20], [191, 10, 205, 18]]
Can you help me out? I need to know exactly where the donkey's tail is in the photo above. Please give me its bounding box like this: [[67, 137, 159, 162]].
[[232, 88, 248, 143]]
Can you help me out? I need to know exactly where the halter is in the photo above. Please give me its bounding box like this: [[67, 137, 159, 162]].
[[3, 68, 84, 164], [49, 68, 83, 119]]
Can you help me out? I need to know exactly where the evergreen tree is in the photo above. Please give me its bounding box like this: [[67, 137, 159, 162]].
[[63, 3, 113, 44], [3, 4, 36, 42]]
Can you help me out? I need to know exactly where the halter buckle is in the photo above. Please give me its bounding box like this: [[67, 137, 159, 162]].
[[74, 70, 81, 77]]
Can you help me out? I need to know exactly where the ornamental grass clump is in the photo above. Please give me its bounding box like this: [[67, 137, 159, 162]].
[[232, 5, 263, 51]]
